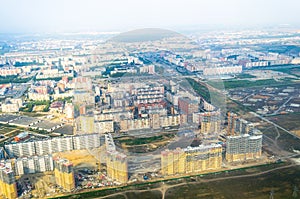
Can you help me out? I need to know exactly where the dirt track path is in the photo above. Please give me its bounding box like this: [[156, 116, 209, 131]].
[[100, 162, 296, 199]]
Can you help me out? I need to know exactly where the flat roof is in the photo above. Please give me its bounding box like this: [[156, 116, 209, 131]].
[[0, 114, 19, 123]]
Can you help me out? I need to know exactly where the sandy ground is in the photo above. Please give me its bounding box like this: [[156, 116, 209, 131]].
[[33, 105, 46, 112], [53, 149, 103, 169], [292, 129, 300, 136]]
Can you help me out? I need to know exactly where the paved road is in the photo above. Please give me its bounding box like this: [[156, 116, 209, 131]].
[[251, 112, 300, 140], [266, 96, 293, 116]]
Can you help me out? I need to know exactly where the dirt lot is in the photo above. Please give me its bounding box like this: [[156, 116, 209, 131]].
[[165, 165, 300, 199], [33, 105, 46, 112], [54, 149, 101, 169], [268, 113, 300, 132]]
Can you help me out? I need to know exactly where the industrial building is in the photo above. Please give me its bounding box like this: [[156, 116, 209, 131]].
[[0, 163, 17, 199], [14, 132, 30, 142], [161, 144, 222, 176], [226, 134, 262, 162], [54, 157, 75, 192]]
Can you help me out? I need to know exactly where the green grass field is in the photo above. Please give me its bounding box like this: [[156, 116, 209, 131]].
[[208, 78, 297, 90], [165, 166, 300, 199]]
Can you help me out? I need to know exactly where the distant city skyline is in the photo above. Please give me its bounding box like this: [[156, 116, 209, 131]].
[[1, 0, 300, 33]]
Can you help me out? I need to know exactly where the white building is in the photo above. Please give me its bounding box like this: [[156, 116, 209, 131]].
[[73, 134, 100, 150], [15, 155, 54, 176], [5, 142, 36, 158], [203, 65, 242, 76], [28, 92, 50, 101], [96, 120, 114, 134], [51, 137, 73, 153]]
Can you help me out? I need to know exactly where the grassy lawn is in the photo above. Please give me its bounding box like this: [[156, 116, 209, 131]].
[[0, 75, 32, 84], [165, 165, 300, 199], [208, 78, 297, 90], [234, 73, 256, 79], [0, 127, 15, 134], [185, 78, 211, 102], [50, 162, 295, 199], [267, 112, 300, 132], [186, 78, 253, 114], [269, 66, 300, 77]]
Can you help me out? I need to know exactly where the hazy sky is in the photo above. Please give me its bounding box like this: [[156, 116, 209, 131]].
[[1, 0, 300, 33]]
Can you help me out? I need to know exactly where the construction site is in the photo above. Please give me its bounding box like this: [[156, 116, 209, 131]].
[[161, 144, 222, 176]]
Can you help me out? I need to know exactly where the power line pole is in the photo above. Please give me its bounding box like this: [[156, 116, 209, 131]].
[[293, 185, 298, 198], [270, 189, 274, 199]]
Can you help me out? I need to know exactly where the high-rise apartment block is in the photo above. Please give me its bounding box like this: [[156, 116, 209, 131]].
[[227, 112, 254, 136], [35, 137, 73, 155], [5, 142, 35, 158], [15, 155, 54, 176], [0, 163, 17, 199], [77, 115, 95, 134], [106, 151, 128, 184], [226, 112, 262, 163], [193, 111, 221, 134], [227, 112, 238, 136], [54, 157, 75, 192], [161, 148, 186, 175], [73, 134, 100, 150], [178, 97, 199, 122], [161, 144, 222, 176], [5, 134, 101, 158], [105, 134, 128, 184], [226, 134, 262, 162]]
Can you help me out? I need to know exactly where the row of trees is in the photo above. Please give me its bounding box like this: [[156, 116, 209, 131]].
[[20, 100, 50, 112]]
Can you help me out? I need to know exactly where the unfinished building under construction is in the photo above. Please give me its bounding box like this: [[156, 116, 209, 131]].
[[227, 112, 254, 135], [226, 133, 262, 162], [226, 112, 262, 162], [106, 151, 128, 184], [54, 157, 75, 192], [193, 110, 221, 135], [161, 144, 222, 176], [0, 163, 17, 199], [105, 134, 128, 184]]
